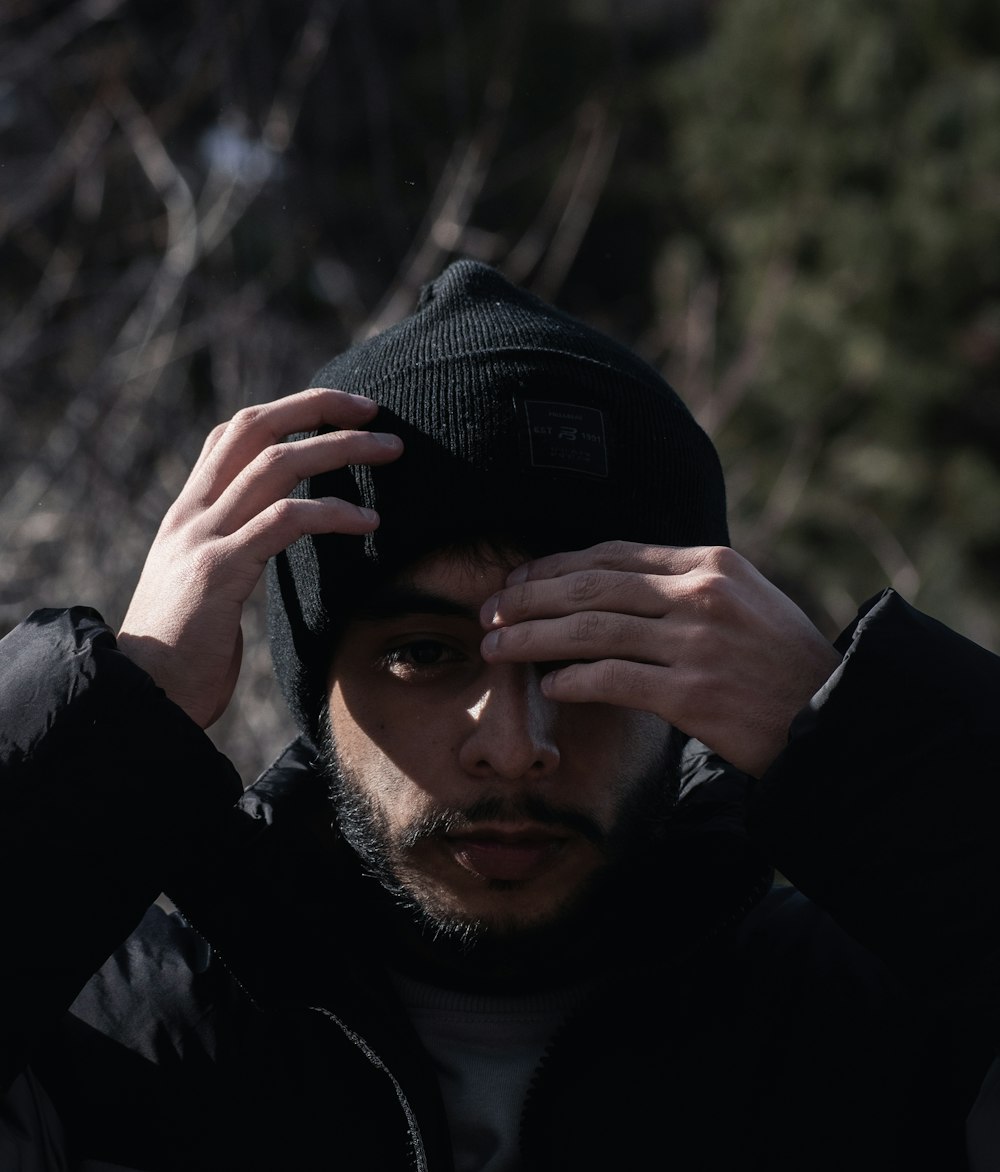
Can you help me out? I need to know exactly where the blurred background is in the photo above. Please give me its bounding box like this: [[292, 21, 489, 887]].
[[3, 0, 999, 780]]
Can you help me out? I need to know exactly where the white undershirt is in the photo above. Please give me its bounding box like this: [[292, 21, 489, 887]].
[[390, 972, 591, 1172]]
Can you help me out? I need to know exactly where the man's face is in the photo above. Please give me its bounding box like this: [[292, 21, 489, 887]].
[[324, 546, 673, 942]]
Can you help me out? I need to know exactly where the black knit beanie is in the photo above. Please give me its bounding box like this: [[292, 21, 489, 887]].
[[267, 259, 729, 742]]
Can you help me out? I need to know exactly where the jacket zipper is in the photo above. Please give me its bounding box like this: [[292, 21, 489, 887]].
[[310, 1005, 429, 1172], [167, 860, 773, 1171], [165, 894, 430, 1170]]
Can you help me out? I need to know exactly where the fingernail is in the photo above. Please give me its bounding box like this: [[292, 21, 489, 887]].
[[481, 593, 501, 626], [351, 393, 376, 406], [360, 507, 379, 523], [507, 564, 529, 585], [481, 630, 500, 656], [372, 432, 402, 447]]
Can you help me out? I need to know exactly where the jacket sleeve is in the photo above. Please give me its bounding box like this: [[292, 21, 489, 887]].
[[748, 588, 1000, 1019], [0, 607, 244, 1092]]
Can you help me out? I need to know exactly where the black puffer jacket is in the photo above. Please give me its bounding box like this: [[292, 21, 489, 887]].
[[0, 595, 995, 1170]]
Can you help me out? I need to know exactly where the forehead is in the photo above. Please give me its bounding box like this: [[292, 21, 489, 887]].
[[355, 543, 525, 621]]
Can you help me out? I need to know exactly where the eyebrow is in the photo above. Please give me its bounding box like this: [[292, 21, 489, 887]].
[[352, 585, 481, 624]]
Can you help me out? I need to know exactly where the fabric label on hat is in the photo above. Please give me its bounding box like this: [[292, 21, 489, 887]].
[[522, 400, 609, 477]]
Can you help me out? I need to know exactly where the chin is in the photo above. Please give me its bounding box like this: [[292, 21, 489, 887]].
[[398, 867, 601, 945], [379, 859, 629, 989]]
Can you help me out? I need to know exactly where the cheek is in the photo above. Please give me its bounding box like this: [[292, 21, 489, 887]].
[[563, 708, 669, 804], [333, 679, 469, 789], [329, 695, 450, 829], [333, 675, 460, 761]]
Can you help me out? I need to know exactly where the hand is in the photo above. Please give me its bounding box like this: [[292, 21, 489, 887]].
[[479, 541, 841, 777], [118, 388, 403, 729]]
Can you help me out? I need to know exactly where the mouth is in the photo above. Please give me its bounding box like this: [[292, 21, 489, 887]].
[[443, 824, 569, 883]]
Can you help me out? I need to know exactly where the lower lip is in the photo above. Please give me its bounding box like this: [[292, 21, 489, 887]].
[[448, 838, 564, 882]]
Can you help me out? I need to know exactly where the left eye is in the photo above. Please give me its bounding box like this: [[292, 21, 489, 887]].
[[381, 640, 464, 676], [400, 641, 452, 666]]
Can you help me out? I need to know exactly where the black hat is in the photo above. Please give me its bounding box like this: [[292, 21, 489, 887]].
[[267, 259, 728, 741]]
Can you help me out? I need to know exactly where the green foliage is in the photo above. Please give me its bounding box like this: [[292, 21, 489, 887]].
[[643, 0, 1000, 638]]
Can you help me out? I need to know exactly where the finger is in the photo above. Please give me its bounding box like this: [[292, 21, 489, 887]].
[[481, 569, 675, 630], [535, 656, 802, 778], [535, 658, 739, 756], [481, 610, 665, 667], [188, 388, 380, 508], [506, 540, 714, 586], [189, 420, 230, 480], [221, 494, 386, 571], [207, 428, 402, 535], [538, 657, 679, 714]]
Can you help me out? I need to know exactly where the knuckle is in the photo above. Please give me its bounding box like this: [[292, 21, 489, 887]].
[[703, 545, 741, 574], [508, 582, 534, 619], [592, 539, 633, 567], [522, 553, 564, 582], [264, 496, 298, 527], [257, 443, 291, 473], [598, 658, 646, 696], [492, 623, 526, 654], [509, 621, 533, 650], [159, 497, 190, 529], [566, 569, 604, 604], [229, 403, 267, 433], [297, 385, 333, 407], [571, 611, 603, 642], [683, 570, 733, 615]]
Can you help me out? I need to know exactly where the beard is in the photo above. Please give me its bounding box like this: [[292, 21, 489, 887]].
[[316, 711, 680, 975]]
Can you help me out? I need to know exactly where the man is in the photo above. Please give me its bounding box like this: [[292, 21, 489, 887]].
[[1, 259, 997, 1170]]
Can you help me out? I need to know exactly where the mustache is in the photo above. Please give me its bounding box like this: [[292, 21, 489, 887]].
[[399, 793, 607, 851]]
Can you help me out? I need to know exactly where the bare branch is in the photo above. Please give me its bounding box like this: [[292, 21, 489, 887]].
[[0, 0, 126, 83], [106, 86, 197, 364], [197, 0, 340, 254], [365, 0, 529, 334], [0, 102, 113, 239], [531, 99, 620, 301], [703, 258, 794, 434]]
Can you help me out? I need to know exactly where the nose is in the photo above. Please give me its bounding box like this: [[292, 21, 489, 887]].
[[458, 662, 561, 781]]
